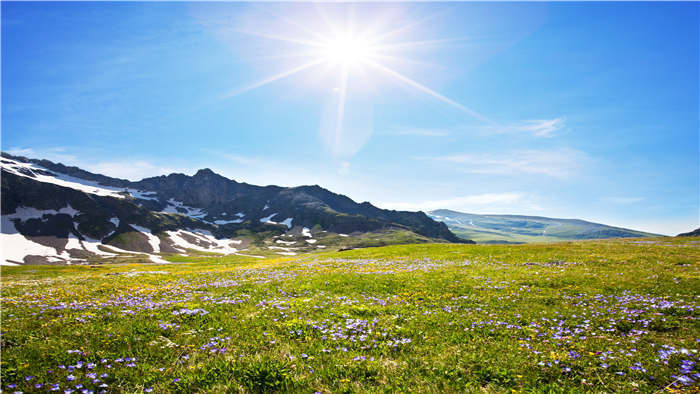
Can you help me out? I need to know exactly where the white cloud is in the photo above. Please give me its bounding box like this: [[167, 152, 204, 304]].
[[421, 148, 587, 179], [338, 161, 350, 175], [216, 153, 265, 166], [5, 146, 193, 181], [602, 196, 644, 204], [481, 117, 566, 138], [378, 192, 525, 212], [5, 147, 78, 165], [88, 161, 191, 181]]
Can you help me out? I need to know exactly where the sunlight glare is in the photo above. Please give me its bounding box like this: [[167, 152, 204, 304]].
[[322, 34, 374, 66]]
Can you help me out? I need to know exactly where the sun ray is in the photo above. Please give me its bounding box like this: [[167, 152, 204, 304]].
[[368, 53, 440, 69], [334, 65, 350, 154], [225, 59, 325, 98], [373, 37, 472, 52], [234, 29, 325, 49], [313, 3, 342, 39], [363, 59, 491, 123], [241, 50, 321, 64], [256, 6, 329, 43], [370, 10, 448, 44]]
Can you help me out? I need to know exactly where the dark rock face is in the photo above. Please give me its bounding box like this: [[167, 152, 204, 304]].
[[678, 228, 700, 237]]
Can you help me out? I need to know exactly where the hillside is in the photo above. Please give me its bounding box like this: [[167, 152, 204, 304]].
[[678, 228, 700, 237], [1, 153, 469, 265], [428, 209, 659, 243]]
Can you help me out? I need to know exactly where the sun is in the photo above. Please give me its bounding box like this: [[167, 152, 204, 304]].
[[226, 7, 491, 133], [321, 34, 374, 66]]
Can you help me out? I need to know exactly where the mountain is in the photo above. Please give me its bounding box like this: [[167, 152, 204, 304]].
[[428, 209, 660, 243], [1, 153, 470, 265], [678, 228, 700, 237]]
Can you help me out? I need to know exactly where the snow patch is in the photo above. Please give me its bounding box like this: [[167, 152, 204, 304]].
[[235, 253, 264, 259], [1, 216, 68, 265], [214, 219, 243, 225], [127, 189, 159, 201], [5, 205, 80, 222], [1, 158, 127, 198], [339, 233, 349, 237], [280, 218, 293, 228], [166, 230, 239, 254], [161, 199, 207, 219], [130, 225, 161, 253], [110, 217, 120, 227], [267, 246, 296, 256], [305, 239, 317, 244], [148, 254, 171, 264], [80, 236, 118, 257], [64, 233, 83, 250], [301, 227, 312, 238], [260, 213, 278, 224], [275, 240, 296, 245]]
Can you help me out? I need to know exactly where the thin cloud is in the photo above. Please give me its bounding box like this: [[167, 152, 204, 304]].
[[5, 146, 193, 181], [421, 148, 587, 179], [216, 153, 266, 166], [88, 161, 191, 181], [5, 147, 77, 164], [338, 161, 351, 175], [379, 192, 524, 212], [481, 117, 566, 138], [602, 197, 644, 204]]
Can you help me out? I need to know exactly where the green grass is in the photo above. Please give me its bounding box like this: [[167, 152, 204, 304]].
[[1, 236, 698, 393]]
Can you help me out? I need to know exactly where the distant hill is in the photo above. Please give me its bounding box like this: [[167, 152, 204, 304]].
[[428, 209, 660, 243], [1, 153, 470, 265], [678, 228, 700, 237]]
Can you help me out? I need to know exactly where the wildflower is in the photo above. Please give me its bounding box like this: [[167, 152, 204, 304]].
[[67, 375, 75, 381]]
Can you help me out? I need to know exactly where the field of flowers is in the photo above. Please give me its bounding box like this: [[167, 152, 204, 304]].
[[1, 237, 698, 393]]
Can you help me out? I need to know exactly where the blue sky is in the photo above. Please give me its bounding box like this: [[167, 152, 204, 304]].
[[2, 2, 698, 235]]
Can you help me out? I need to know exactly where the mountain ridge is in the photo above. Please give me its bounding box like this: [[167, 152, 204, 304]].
[[428, 208, 660, 243], [678, 228, 700, 237], [1, 152, 469, 265]]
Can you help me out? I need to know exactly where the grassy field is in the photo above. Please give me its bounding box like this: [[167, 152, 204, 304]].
[[1, 237, 698, 393]]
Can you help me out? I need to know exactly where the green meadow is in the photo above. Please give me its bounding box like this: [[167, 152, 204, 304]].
[[1, 237, 698, 393]]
